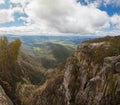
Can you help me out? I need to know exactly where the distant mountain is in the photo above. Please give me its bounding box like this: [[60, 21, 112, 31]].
[[7, 35, 100, 45]]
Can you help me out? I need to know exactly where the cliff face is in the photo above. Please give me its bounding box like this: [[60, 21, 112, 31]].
[[63, 42, 120, 105], [29, 36, 120, 105]]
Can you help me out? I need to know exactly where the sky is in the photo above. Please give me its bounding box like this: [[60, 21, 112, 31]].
[[0, 0, 120, 35]]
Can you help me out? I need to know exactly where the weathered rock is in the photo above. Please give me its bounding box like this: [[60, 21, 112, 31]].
[[104, 56, 118, 64], [115, 62, 120, 73], [100, 64, 115, 80], [62, 42, 120, 105], [86, 76, 101, 92]]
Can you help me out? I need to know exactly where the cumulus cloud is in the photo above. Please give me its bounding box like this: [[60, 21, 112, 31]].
[[104, 0, 120, 7], [10, 0, 28, 6], [111, 14, 120, 30], [83, 0, 102, 7], [1, 0, 120, 35], [25, 0, 110, 34], [0, 25, 34, 35], [0, 0, 4, 4], [83, 0, 120, 7], [0, 24, 59, 35], [0, 9, 14, 23], [0, 6, 24, 24], [11, 6, 24, 14], [10, 0, 29, 12]]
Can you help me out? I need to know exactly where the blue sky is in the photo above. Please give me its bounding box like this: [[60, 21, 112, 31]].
[[0, 0, 120, 35]]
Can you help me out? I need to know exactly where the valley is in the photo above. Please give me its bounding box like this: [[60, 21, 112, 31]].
[[0, 35, 120, 105], [0, 0, 120, 105], [9, 35, 99, 69]]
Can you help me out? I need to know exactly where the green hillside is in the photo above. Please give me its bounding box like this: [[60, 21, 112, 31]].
[[22, 41, 75, 69]]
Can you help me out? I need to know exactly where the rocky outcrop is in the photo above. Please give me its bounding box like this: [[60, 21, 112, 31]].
[[27, 36, 120, 105], [0, 85, 13, 105], [63, 42, 120, 105]]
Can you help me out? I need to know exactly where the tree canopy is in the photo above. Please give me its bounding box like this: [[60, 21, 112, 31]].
[[0, 36, 21, 79]]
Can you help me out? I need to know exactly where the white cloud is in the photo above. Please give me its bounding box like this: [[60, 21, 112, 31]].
[[0, 24, 59, 35], [104, 0, 120, 7], [83, 0, 120, 7], [84, 0, 102, 7], [97, 14, 120, 36], [19, 17, 32, 25], [111, 14, 120, 30], [11, 6, 24, 14], [0, 0, 4, 4], [10, 0, 22, 4], [79, 0, 120, 8], [0, 6, 24, 24], [10, 0, 28, 5], [0, 9, 14, 23], [0, 26, 34, 35], [24, 0, 110, 34], [10, 0, 29, 10], [1, 0, 120, 35]]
